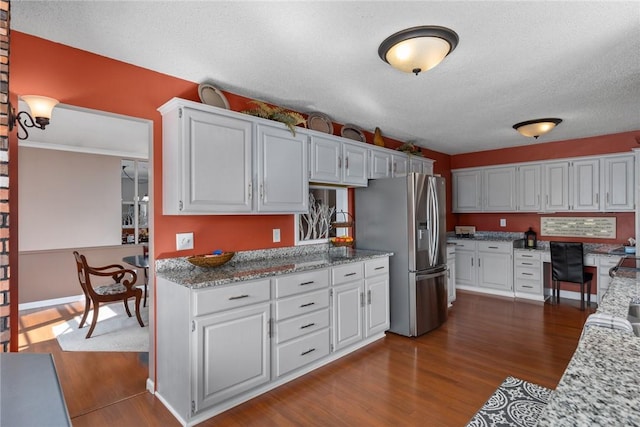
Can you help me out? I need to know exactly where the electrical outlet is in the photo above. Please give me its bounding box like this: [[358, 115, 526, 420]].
[[500, 219, 507, 227], [176, 232, 194, 251], [273, 229, 281, 243]]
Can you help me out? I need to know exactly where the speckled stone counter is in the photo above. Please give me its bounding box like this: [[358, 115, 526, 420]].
[[156, 244, 393, 289], [536, 276, 640, 426]]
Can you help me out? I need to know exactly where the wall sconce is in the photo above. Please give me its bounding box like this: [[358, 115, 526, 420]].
[[513, 118, 563, 139], [8, 95, 59, 140], [378, 26, 459, 75]]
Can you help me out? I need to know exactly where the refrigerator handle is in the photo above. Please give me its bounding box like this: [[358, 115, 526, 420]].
[[427, 177, 439, 266]]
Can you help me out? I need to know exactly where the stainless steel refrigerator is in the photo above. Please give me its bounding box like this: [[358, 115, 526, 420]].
[[355, 173, 447, 337]]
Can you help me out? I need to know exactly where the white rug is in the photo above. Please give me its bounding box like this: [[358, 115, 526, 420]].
[[53, 301, 149, 352]]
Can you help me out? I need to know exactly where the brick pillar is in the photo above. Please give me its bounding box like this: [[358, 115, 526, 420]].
[[0, 0, 9, 352]]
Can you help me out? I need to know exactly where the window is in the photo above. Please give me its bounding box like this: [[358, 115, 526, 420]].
[[121, 159, 149, 244], [296, 186, 348, 245]]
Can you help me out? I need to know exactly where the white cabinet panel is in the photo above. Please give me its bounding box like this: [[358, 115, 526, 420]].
[[309, 135, 341, 183], [452, 170, 482, 212], [342, 142, 368, 186], [543, 161, 570, 211], [365, 274, 390, 337], [571, 159, 599, 211], [517, 164, 541, 212], [603, 155, 635, 211], [483, 166, 516, 211], [368, 148, 392, 179], [392, 153, 409, 177], [332, 282, 364, 351]]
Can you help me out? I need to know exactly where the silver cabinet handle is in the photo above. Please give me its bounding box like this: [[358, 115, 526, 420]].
[[345, 156, 349, 170], [522, 262, 533, 266], [478, 258, 481, 267], [471, 258, 474, 267], [229, 294, 249, 300], [522, 272, 533, 276], [299, 281, 315, 286], [301, 348, 316, 356], [248, 182, 252, 200], [488, 246, 498, 249], [338, 156, 342, 169], [367, 290, 372, 305], [260, 183, 264, 200], [300, 302, 316, 308], [300, 323, 315, 329], [374, 266, 385, 270], [344, 272, 357, 277]]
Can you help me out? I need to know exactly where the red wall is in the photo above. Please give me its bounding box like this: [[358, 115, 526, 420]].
[[9, 32, 453, 259], [451, 131, 640, 244]]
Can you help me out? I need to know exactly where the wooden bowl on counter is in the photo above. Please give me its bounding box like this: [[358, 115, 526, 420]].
[[187, 252, 235, 268]]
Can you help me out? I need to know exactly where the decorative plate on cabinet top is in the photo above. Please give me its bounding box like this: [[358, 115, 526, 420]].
[[341, 124, 366, 142], [198, 83, 230, 109], [307, 112, 334, 134]]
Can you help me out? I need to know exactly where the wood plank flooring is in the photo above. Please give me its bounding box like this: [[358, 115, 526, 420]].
[[18, 291, 594, 426]]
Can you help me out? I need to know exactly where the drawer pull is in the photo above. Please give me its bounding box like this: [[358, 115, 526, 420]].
[[301, 348, 316, 356], [521, 262, 533, 266], [300, 302, 316, 308], [374, 266, 385, 270], [344, 272, 357, 277], [228, 294, 249, 300], [522, 255, 533, 258], [300, 323, 316, 329], [522, 285, 533, 288], [299, 281, 315, 286], [522, 272, 533, 276]]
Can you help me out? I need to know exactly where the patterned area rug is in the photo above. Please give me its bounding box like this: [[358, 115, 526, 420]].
[[466, 376, 553, 427]]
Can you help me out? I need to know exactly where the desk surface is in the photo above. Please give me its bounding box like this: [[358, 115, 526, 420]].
[[0, 353, 72, 426], [123, 255, 149, 269]]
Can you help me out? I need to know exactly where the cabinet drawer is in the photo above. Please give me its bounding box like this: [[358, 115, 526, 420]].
[[193, 279, 270, 317], [276, 309, 330, 344], [364, 258, 388, 277], [598, 256, 621, 269], [515, 267, 541, 281], [447, 245, 456, 258], [275, 269, 329, 298], [477, 241, 512, 253], [275, 289, 329, 321], [515, 250, 541, 261], [515, 258, 541, 269], [275, 328, 330, 377], [515, 280, 541, 294], [332, 262, 364, 285], [451, 240, 475, 250]]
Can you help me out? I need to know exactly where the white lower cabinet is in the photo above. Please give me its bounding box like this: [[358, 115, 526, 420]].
[[452, 239, 513, 297], [446, 245, 456, 305], [513, 250, 544, 301], [157, 256, 389, 426], [597, 255, 621, 304]]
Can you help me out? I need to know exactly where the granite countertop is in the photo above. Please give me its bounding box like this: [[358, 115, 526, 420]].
[[536, 276, 640, 426], [156, 244, 393, 289]]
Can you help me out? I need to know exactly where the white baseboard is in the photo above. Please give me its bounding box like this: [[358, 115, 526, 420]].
[[19, 294, 85, 311]]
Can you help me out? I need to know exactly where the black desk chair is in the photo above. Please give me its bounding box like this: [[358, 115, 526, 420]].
[[549, 241, 593, 310]]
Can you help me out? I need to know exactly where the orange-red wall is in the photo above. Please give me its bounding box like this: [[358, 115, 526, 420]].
[[9, 32, 453, 259], [451, 131, 640, 244]]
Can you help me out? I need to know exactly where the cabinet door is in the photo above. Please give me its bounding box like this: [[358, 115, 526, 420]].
[[483, 166, 516, 211], [410, 158, 423, 174], [446, 247, 456, 305], [422, 159, 434, 176], [572, 159, 600, 211], [517, 164, 541, 212], [342, 142, 368, 186], [256, 124, 308, 213], [180, 108, 253, 213], [365, 275, 389, 337], [392, 153, 409, 177], [369, 149, 392, 179], [452, 170, 482, 212], [454, 248, 476, 286], [543, 162, 570, 211], [603, 155, 634, 211], [309, 135, 341, 184], [478, 252, 512, 291], [332, 282, 364, 351], [194, 302, 270, 412]]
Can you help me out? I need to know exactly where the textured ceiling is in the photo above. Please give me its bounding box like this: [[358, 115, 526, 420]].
[[10, 1, 640, 155]]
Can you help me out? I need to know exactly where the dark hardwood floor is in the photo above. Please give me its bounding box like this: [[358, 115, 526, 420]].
[[18, 291, 594, 426]]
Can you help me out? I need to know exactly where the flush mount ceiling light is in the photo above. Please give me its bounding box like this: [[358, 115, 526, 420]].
[[8, 95, 59, 140], [513, 118, 563, 139], [378, 25, 459, 75]]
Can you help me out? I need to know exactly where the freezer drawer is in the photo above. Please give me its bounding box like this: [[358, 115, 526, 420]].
[[414, 268, 448, 336]]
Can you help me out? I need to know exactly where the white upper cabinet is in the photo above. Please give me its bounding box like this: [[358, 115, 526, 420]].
[[159, 98, 308, 215], [342, 141, 368, 186], [452, 153, 634, 214], [368, 147, 392, 179], [392, 153, 409, 177], [452, 169, 482, 212], [517, 164, 541, 212], [309, 135, 341, 184], [161, 103, 254, 214], [483, 166, 516, 211], [543, 161, 570, 211], [603, 154, 635, 211], [256, 124, 309, 213], [309, 135, 367, 187], [410, 156, 435, 175]]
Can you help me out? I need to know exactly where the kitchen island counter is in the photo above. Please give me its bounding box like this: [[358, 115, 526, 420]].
[[156, 245, 393, 289], [537, 275, 640, 426]]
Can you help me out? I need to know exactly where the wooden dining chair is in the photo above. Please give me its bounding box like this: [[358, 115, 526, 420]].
[[73, 251, 144, 338]]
